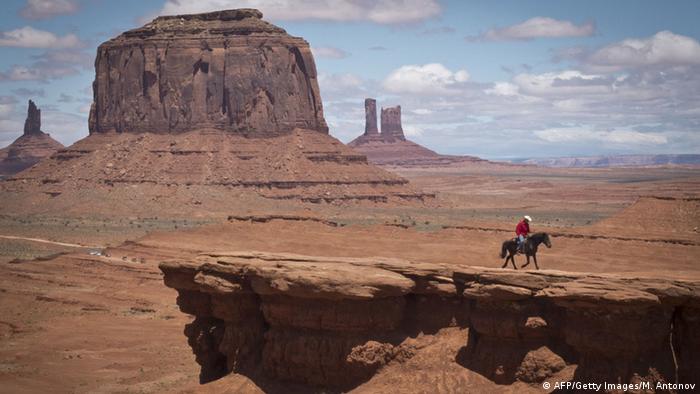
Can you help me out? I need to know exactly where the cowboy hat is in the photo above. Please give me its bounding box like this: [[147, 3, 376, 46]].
[[524, 215, 532, 222]]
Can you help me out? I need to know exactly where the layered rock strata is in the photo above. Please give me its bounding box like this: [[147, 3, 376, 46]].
[[162, 252, 700, 390], [0, 100, 64, 176], [0, 11, 432, 210], [89, 8, 327, 136]]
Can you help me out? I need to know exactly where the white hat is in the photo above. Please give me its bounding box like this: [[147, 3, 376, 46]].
[[524, 215, 532, 222]]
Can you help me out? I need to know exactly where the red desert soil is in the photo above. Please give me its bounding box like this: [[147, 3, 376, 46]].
[[1, 189, 698, 392]]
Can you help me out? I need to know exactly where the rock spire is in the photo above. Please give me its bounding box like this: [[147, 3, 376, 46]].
[[23, 100, 41, 135]]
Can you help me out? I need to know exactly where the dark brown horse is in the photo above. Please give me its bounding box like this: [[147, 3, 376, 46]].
[[500, 232, 552, 270]]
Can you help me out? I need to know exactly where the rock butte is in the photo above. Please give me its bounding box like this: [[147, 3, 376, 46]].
[[348, 98, 484, 166], [0, 100, 64, 176], [0, 9, 432, 215], [89, 8, 327, 136], [161, 252, 700, 390]]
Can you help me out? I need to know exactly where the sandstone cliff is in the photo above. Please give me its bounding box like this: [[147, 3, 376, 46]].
[[0, 100, 64, 176], [162, 252, 700, 391], [89, 8, 327, 136]]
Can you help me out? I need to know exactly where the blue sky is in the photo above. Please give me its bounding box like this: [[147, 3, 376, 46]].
[[1, 0, 699, 159]]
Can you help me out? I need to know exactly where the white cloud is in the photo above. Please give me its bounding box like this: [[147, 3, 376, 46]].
[[485, 82, 519, 96], [159, 0, 441, 24], [587, 31, 700, 71], [467, 17, 595, 42], [322, 61, 700, 157], [311, 46, 350, 59], [411, 108, 433, 115], [383, 63, 470, 95], [534, 128, 667, 145], [513, 70, 611, 97], [0, 26, 82, 48], [403, 124, 423, 137], [20, 0, 79, 20], [0, 49, 91, 82]]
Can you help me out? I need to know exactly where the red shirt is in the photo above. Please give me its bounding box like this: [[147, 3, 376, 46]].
[[516, 220, 530, 237]]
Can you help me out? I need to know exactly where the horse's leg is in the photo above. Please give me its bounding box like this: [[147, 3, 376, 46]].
[[501, 255, 508, 269], [533, 254, 539, 270], [521, 255, 530, 268], [510, 254, 517, 269]]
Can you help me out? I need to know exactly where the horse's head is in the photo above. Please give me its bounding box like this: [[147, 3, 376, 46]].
[[543, 233, 552, 248]]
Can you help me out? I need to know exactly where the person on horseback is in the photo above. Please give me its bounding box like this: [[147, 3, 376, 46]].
[[515, 215, 532, 253]]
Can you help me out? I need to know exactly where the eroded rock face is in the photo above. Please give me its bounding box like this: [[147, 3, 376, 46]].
[[380, 105, 405, 141], [364, 98, 378, 135], [89, 8, 328, 136], [349, 99, 486, 166], [23, 100, 41, 135], [161, 252, 700, 390], [0, 100, 64, 176]]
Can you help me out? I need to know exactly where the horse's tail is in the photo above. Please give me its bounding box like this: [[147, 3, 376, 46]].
[[500, 241, 508, 258]]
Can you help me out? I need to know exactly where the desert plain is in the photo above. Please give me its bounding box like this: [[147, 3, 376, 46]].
[[0, 5, 699, 394]]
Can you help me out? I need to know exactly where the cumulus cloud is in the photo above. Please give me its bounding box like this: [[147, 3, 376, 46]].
[[317, 58, 699, 157], [0, 26, 83, 48], [311, 46, 350, 59], [159, 0, 441, 24], [586, 31, 700, 71], [20, 0, 79, 20], [466, 17, 595, 42], [485, 82, 519, 96], [0, 96, 18, 119], [0, 49, 91, 82], [383, 63, 470, 95], [512, 70, 613, 97]]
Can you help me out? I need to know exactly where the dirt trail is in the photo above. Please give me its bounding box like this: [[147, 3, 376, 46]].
[[0, 234, 102, 249]]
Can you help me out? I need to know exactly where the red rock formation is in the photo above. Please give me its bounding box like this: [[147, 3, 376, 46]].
[[0, 11, 432, 211], [89, 8, 327, 136], [23, 100, 42, 135], [349, 99, 485, 166], [380, 105, 405, 141], [162, 252, 700, 390], [0, 100, 64, 176], [364, 98, 378, 135]]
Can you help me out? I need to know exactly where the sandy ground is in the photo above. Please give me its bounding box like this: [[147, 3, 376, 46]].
[[0, 163, 699, 392]]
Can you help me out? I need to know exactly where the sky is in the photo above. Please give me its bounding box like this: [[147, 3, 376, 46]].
[[1, 0, 699, 159]]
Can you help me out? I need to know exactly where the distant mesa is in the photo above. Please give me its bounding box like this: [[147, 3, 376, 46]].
[[517, 154, 700, 168], [0, 100, 64, 176], [0, 9, 431, 215], [348, 98, 484, 166]]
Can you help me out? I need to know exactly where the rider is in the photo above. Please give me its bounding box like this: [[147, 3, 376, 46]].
[[516, 215, 532, 253]]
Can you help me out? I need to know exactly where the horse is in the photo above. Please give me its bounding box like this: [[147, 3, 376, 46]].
[[500, 232, 552, 270]]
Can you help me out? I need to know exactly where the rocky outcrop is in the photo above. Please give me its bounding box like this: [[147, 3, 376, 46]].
[[349, 98, 485, 166], [380, 105, 405, 141], [364, 98, 378, 135], [89, 8, 327, 136], [0, 100, 64, 176], [162, 252, 700, 390]]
